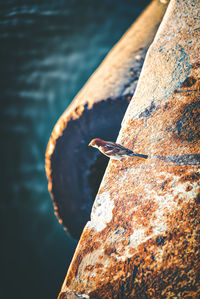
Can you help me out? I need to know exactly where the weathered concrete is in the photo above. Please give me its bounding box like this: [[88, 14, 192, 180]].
[[45, 0, 168, 239], [59, 0, 200, 297]]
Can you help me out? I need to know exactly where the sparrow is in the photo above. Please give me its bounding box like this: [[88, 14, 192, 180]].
[[89, 138, 148, 161]]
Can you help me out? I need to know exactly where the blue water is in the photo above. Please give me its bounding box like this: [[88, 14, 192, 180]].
[[0, 1, 148, 298]]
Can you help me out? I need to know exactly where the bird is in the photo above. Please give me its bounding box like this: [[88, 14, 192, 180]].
[[89, 138, 148, 161]]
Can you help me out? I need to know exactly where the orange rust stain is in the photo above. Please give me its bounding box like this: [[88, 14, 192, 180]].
[[71, 105, 85, 119], [104, 244, 116, 256], [179, 171, 200, 183], [182, 76, 197, 87], [58, 292, 67, 299], [66, 230, 101, 287], [95, 263, 104, 269], [63, 153, 200, 296], [87, 224, 200, 298], [192, 62, 200, 69], [122, 99, 200, 157], [185, 185, 193, 192], [64, 162, 200, 296], [85, 263, 103, 272], [85, 265, 93, 272], [60, 69, 200, 298], [159, 177, 174, 191]]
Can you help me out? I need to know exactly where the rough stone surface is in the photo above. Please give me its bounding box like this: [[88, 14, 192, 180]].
[[59, 0, 200, 297], [45, 0, 168, 238]]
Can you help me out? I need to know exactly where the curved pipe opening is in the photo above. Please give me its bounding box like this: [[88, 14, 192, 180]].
[[49, 96, 131, 239]]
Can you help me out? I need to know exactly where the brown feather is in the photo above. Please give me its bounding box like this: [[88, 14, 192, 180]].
[[89, 138, 148, 160]]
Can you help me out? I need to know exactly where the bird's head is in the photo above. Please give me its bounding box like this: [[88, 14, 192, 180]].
[[88, 138, 105, 148]]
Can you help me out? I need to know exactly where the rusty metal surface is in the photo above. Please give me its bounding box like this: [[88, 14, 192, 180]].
[[45, 0, 168, 238], [59, 0, 200, 297]]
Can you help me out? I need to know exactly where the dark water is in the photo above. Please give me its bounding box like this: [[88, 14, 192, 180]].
[[0, 1, 148, 298]]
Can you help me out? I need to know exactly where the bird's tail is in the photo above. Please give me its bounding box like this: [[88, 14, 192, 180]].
[[130, 152, 148, 159]]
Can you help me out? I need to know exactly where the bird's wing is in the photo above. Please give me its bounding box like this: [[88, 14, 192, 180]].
[[116, 142, 133, 152], [105, 142, 133, 155]]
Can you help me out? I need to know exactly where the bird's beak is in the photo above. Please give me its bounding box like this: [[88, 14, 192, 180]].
[[88, 141, 92, 146]]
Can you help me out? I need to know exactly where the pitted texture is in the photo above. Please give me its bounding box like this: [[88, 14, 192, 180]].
[[59, 0, 200, 297], [45, 0, 168, 238]]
